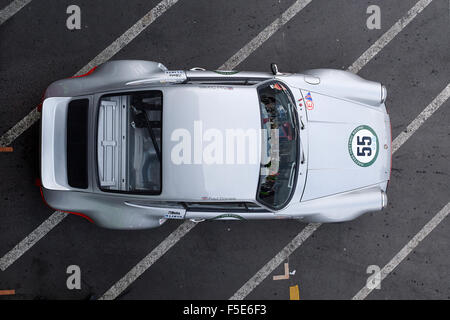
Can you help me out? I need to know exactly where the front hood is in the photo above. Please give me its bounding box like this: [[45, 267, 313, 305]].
[[301, 90, 391, 201], [160, 85, 262, 201]]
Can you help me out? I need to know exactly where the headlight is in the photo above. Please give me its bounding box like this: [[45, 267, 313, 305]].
[[381, 84, 387, 103]]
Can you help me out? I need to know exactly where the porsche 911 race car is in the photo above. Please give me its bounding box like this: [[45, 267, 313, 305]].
[[40, 60, 391, 229]]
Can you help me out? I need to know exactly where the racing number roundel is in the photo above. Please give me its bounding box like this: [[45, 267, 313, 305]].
[[348, 125, 379, 167]]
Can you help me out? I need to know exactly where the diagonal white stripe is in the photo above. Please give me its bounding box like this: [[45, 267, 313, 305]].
[[230, 223, 320, 300], [75, 0, 180, 76], [99, 221, 196, 300], [0, 0, 32, 25], [0, 211, 67, 271], [219, 0, 313, 71], [392, 83, 450, 153], [348, 0, 433, 73], [352, 201, 450, 300]]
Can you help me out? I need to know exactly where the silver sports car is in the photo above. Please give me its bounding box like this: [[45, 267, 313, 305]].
[[40, 60, 391, 229]]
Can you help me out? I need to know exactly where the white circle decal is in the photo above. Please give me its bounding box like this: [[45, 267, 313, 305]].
[[348, 125, 379, 167]]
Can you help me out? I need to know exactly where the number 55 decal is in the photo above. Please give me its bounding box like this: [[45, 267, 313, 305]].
[[349, 125, 379, 167], [357, 136, 372, 156]]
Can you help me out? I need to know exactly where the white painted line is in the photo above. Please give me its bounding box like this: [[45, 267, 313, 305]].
[[229, 82, 449, 300], [219, 0, 313, 70], [392, 83, 450, 153], [230, 224, 320, 300], [353, 201, 450, 300], [0, 108, 39, 147], [0, 0, 32, 26], [99, 220, 196, 300], [0, 211, 67, 271], [0, 0, 180, 147], [75, 0, 180, 76], [348, 0, 433, 73]]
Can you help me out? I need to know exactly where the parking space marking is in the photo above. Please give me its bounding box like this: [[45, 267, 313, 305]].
[[0, 289, 15, 295], [0, 0, 32, 25], [349, 0, 433, 73], [272, 263, 290, 280], [0, 108, 39, 147], [289, 285, 300, 300], [75, 0, 180, 76], [353, 201, 450, 300], [219, 0, 312, 70], [0, 211, 67, 271], [0, 0, 180, 148], [392, 83, 450, 153], [229, 82, 449, 300], [99, 220, 196, 300], [230, 223, 320, 300]]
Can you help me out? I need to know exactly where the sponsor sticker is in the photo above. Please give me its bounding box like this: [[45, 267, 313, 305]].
[[348, 125, 379, 167], [305, 92, 314, 110], [164, 210, 184, 220]]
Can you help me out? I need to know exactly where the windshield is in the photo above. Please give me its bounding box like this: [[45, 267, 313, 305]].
[[256, 81, 299, 209]]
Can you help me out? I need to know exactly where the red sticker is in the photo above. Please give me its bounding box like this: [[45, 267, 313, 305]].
[[305, 92, 314, 110]]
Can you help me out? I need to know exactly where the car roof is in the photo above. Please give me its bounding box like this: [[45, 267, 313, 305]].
[[157, 85, 262, 201]]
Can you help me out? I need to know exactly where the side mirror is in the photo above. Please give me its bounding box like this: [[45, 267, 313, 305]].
[[270, 63, 279, 75]]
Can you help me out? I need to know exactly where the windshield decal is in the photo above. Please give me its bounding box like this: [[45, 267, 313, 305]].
[[348, 125, 379, 167], [305, 92, 314, 110]]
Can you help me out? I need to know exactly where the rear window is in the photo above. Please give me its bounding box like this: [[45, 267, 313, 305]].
[[98, 91, 162, 194], [67, 99, 89, 189]]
